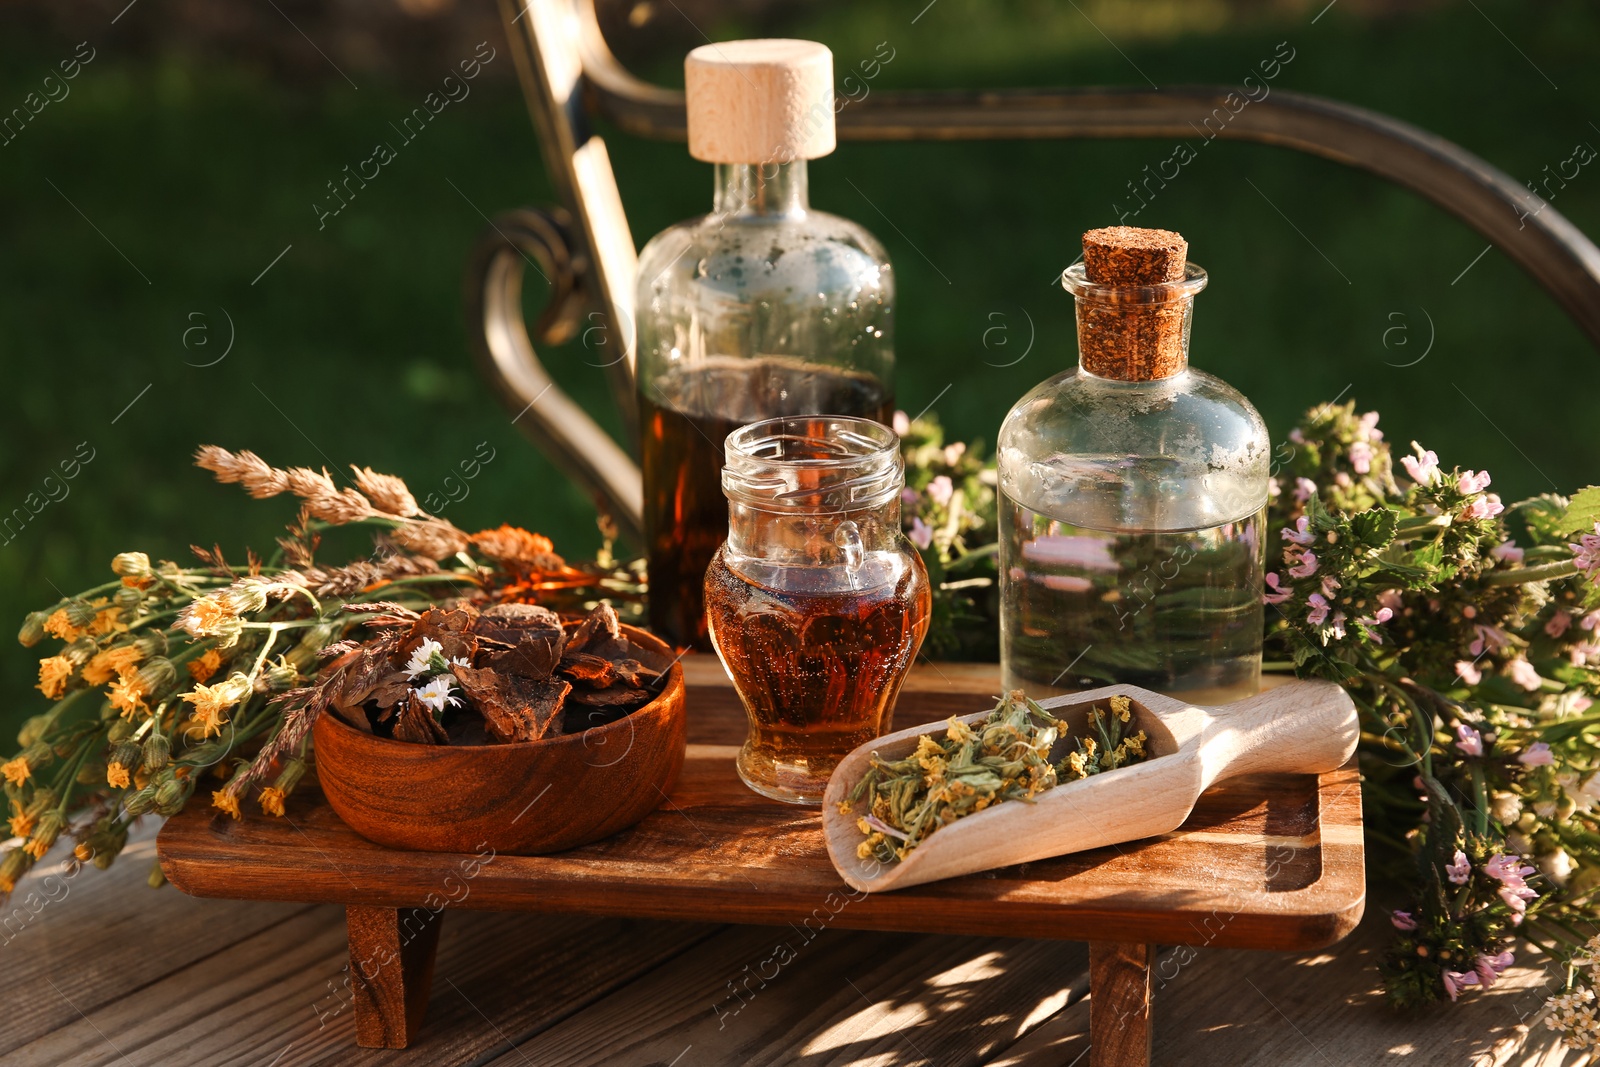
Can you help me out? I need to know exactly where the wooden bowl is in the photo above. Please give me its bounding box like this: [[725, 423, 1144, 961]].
[[312, 623, 685, 856]]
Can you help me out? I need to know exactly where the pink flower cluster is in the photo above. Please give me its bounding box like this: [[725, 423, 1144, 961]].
[[1573, 522, 1600, 582], [1455, 724, 1484, 757], [1443, 950, 1515, 1001], [1485, 853, 1539, 924], [1401, 442, 1440, 485], [1455, 469, 1504, 520]]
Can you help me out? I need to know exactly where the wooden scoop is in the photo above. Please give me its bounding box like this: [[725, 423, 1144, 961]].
[[822, 679, 1358, 893]]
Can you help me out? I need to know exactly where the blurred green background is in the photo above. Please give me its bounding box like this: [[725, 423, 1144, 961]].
[[1, 0, 1596, 736]]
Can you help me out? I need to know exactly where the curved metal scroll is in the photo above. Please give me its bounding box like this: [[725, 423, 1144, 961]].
[[477, 0, 1600, 547], [464, 206, 644, 545], [584, 40, 1600, 349]]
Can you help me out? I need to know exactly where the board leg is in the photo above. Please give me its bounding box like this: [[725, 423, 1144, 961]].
[[345, 905, 443, 1048], [1089, 941, 1153, 1067]]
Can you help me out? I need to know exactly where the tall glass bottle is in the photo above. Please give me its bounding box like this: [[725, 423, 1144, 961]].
[[998, 227, 1269, 705], [636, 39, 895, 650]]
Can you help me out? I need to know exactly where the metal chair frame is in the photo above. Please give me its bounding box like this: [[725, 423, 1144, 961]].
[[468, 0, 1600, 547]]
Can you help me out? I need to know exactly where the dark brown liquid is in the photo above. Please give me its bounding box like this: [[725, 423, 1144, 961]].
[[704, 550, 930, 803], [640, 357, 893, 649]]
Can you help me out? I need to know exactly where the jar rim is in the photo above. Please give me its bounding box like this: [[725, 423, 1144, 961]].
[[722, 416, 903, 511], [1061, 261, 1208, 303]]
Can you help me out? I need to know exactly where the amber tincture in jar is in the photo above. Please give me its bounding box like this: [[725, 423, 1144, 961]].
[[636, 40, 895, 649], [706, 417, 930, 804], [998, 227, 1269, 705]]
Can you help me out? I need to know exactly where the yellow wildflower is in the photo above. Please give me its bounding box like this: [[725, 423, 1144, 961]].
[[108, 669, 149, 718], [8, 810, 36, 839], [178, 595, 239, 638], [1, 757, 30, 787], [211, 789, 242, 820], [84, 644, 144, 686], [259, 788, 286, 817], [183, 673, 253, 738], [43, 608, 82, 641], [188, 648, 224, 683], [106, 762, 132, 789], [1110, 695, 1132, 723], [88, 599, 125, 637], [36, 656, 74, 699]]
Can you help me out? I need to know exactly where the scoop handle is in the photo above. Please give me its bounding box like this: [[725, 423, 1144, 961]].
[[1197, 679, 1358, 790]]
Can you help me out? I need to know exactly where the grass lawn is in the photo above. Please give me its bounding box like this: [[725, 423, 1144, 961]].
[[1, 0, 1596, 733]]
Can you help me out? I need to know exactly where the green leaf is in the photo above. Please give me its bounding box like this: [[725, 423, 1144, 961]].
[[1504, 494, 1570, 546], [1350, 507, 1399, 549], [1305, 492, 1337, 533], [1560, 486, 1600, 536]]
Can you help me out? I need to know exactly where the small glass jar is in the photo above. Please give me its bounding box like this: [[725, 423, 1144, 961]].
[[705, 416, 931, 804]]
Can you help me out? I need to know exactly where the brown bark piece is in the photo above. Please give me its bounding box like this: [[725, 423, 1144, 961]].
[[566, 602, 621, 654], [367, 670, 415, 710], [569, 683, 650, 709], [454, 664, 570, 743], [482, 630, 564, 680], [391, 692, 449, 745], [561, 652, 616, 689], [476, 602, 563, 642], [399, 606, 480, 667]]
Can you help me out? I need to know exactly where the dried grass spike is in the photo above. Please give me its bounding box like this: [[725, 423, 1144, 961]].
[[303, 487, 377, 525], [391, 519, 471, 560], [351, 466, 421, 518], [195, 446, 290, 498], [284, 467, 339, 501]]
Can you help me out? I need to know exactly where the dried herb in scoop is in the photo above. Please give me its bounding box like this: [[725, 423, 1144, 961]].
[[846, 690, 1150, 865]]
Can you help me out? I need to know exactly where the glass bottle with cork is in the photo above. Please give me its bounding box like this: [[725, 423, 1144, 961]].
[[635, 39, 896, 650], [998, 227, 1269, 704]]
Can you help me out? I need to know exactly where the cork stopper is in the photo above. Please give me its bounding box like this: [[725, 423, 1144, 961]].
[[1082, 226, 1188, 285], [685, 39, 836, 165], [1070, 227, 1197, 382]]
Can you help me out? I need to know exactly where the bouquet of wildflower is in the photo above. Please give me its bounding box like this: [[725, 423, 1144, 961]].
[[1259, 401, 1600, 1020], [893, 412, 999, 661], [1, 447, 641, 893]]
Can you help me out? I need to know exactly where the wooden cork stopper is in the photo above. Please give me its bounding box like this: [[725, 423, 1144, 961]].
[[685, 39, 836, 164], [1082, 226, 1188, 285], [1075, 227, 1191, 381]]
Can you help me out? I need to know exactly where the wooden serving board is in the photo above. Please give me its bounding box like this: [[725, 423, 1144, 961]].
[[157, 658, 1365, 1067]]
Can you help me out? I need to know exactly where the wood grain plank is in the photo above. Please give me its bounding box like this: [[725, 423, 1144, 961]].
[[0, 826, 316, 1057], [478, 923, 1090, 1067], [345, 905, 442, 1048], [8, 903, 721, 1067], [1090, 942, 1152, 1067], [990, 909, 1574, 1066], [158, 757, 1364, 951]]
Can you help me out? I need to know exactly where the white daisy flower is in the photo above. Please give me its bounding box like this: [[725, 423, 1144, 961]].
[[414, 675, 460, 717], [404, 638, 445, 679]]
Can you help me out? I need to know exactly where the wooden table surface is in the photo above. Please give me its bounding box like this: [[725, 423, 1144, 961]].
[[0, 659, 1576, 1066]]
